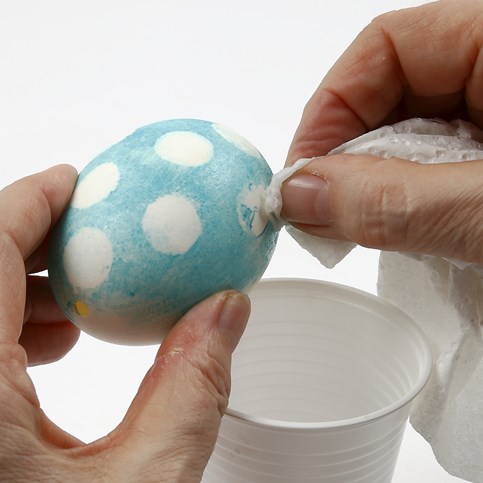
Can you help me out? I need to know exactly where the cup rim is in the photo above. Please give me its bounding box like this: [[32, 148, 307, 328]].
[[225, 277, 433, 431]]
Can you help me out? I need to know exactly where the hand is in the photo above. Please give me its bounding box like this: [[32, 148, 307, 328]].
[[0, 165, 250, 482], [282, 0, 483, 264]]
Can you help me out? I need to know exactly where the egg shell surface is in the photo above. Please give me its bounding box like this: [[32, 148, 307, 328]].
[[48, 119, 278, 345]]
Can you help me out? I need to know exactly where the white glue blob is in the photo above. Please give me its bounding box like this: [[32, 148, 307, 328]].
[[63, 227, 113, 289], [71, 162, 120, 209], [142, 194, 202, 254], [237, 185, 269, 236], [212, 123, 262, 159], [154, 131, 213, 166]]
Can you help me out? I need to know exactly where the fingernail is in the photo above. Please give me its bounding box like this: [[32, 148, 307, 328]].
[[217, 292, 251, 350], [281, 174, 330, 225]]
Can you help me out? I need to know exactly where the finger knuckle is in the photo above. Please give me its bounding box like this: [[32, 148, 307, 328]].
[[350, 160, 410, 249], [188, 346, 230, 418]]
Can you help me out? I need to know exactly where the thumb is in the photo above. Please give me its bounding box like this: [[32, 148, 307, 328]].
[[281, 154, 483, 264], [102, 290, 250, 483]]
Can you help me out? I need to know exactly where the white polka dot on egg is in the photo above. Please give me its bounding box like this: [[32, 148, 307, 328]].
[[70, 162, 120, 209], [63, 227, 113, 290], [154, 131, 214, 166], [212, 123, 262, 159], [142, 194, 202, 255], [237, 185, 269, 237]]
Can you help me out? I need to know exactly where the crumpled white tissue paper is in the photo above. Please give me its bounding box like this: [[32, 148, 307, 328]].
[[270, 118, 483, 483]]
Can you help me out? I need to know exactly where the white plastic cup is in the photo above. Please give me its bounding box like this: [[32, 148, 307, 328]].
[[202, 278, 432, 483]]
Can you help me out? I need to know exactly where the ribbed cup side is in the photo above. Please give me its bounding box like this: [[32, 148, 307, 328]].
[[203, 411, 408, 483], [202, 280, 431, 483]]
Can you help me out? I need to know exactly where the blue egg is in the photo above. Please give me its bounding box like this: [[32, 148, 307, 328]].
[[48, 119, 278, 344]]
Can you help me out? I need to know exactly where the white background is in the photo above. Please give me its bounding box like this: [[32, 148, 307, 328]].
[[0, 1, 469, 481]]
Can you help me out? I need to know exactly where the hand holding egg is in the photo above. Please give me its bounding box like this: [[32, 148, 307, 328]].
[[48, 119, 278, 344]]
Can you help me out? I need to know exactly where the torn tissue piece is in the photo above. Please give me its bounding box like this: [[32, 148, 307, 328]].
[[275, 118, 483, 482], [264, 158, 357, 268], [378, 253, 483, 483], [286, 227, 355, 269], [263, 157, 311, 229]]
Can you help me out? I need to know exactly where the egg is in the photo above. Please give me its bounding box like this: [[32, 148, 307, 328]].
[[48, 119, 278, 345]]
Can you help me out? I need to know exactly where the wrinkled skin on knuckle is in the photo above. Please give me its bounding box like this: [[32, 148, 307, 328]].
[[348, 159, 483, 263], [185, 342, 231, 421], [119, 459, 205, 483], [108, 416, 216, 483], [0, 348, 115, 482], [166, 343, 230, 474], [139, 437, 212, 483], [136, 341, 230, 481], [0, 432, 104, 483], [97, 445, 190, 483], [344, 159, 410, 250], [0, 345, 39, 425]]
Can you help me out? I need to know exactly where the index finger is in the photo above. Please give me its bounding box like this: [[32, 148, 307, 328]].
[[0, 165, 77, 343], [287, 0, 483, 163]]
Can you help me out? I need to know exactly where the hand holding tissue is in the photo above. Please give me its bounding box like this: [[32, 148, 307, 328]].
[[281, 118, 483, 482]]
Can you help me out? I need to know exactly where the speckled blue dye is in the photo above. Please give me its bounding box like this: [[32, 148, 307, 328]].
[[48, 119, 278, 345]]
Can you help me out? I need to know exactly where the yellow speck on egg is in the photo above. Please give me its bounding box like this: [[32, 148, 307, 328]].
[[73, 300, 89, 317]]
